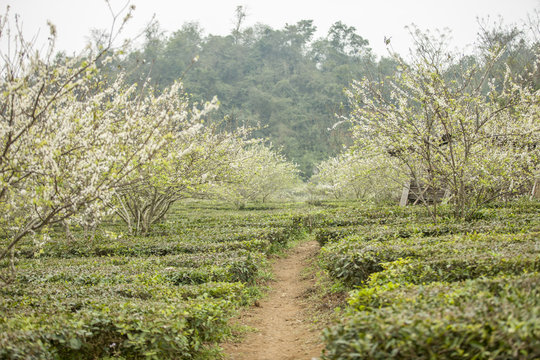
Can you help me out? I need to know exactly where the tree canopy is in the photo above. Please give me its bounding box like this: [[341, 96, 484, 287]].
[[112, 19, 399, 177]]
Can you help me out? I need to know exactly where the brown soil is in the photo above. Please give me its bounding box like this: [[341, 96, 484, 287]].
[[222, 240, 324, 360]]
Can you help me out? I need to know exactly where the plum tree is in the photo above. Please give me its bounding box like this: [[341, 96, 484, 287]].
[[345, 28, 539, 219]]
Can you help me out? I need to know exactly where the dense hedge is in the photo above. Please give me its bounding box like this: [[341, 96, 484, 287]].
[[319, 232, 539, 286], [314, 200, 540, 359], [1, 298, 235, 360], [0, 201, 308, 359], [9, 229, 300, 259], [323, 274, 540, 359]]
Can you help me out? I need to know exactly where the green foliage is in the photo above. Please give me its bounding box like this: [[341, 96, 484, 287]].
[[344, 28, 539, 218], [323, 274, 540, 359], [110, 14, 540, 182], [210, 142, 301, 207], [0, 296, 232, 360], [310, 152, 404, 202], [312, 200, 540, 359], [320, 230, 539, 287], [113, 20, 395, 178], [0, 201, 309, 359]]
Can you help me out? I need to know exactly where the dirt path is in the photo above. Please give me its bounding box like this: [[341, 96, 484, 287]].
[[222, 240, 324, 360]]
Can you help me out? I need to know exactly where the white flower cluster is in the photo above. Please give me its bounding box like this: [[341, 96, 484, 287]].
[[343, 30, 540, 217], [209, 142, 301, 207], [0, 12, 219, 256]]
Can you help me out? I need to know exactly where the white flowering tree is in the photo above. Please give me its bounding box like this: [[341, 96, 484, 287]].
[[0, 9, 197, 281], [312, 151, 403, 201], [345, 29, 540, 219], [112, 101, 251, 235], [311, 156, 345, 199], [212, 143, 300, 208], [345, 153, 404, 201]]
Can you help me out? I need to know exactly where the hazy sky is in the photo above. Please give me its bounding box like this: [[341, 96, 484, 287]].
[[2, 0, 539, 57]]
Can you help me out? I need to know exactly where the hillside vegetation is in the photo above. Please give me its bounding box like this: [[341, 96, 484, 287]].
[[106, 18, 398, 177]]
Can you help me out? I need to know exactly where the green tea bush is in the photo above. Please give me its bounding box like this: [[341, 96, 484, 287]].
[[9, 236, 272, 259], [323, 274, 540, 360], [369, 256, 539, 286], [0, 201, 310, 359], [314, 227, 358, 246], [319, 232, 539, 286], [0, 298, 233, 360], [316, 201, 540, 359]]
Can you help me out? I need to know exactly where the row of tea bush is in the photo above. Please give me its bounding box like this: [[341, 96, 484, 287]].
[[0, 201, 307, 359], [314, 201, 540, 359]]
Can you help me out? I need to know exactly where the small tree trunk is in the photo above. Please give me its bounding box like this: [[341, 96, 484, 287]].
[[532, 177, 540, 199], [399, 181, 411, 207], [84, 223, 97, 241], [0, 248, 16, 286], [63, 220, 75, 242]]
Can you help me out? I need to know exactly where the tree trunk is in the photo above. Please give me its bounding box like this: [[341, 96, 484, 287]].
[[63, 220, 75, 242], [532, 177, 540, 200], [399, 181, 410, 207]]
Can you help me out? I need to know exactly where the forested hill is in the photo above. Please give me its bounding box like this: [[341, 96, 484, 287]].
[[112, 20, 399, 177]]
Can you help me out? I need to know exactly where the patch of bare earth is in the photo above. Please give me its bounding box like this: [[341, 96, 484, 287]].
[[222, 240, 324, 360]]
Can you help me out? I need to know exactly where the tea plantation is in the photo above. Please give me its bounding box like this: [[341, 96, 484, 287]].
[[0, 201, 308, 359], [312, 201, 540, 359], [1, 200, 539, 359]]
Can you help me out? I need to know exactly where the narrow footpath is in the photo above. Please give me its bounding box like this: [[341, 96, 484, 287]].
[[222, 240, 324, 360]]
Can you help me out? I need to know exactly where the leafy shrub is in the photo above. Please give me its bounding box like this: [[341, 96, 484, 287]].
[[0, 299, 235, 360], [316, 201, 540, 359], [369, 256, 539, 286], [0, 201, 311, 359], [323, 274, 540, 360], [319, 232, 539, 286], [314, 227, 358, 246]]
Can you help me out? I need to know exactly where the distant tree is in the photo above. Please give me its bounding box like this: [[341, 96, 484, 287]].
[[312, 152, 403, 201], [232, 5, 247, 45], [212, 143, 300, 208], [311, 156, 345, 199], [113, 19, 397, 178], [328, 21, 370, 58], [311, 21, 373, 71], [284, 20, 317, 50]]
